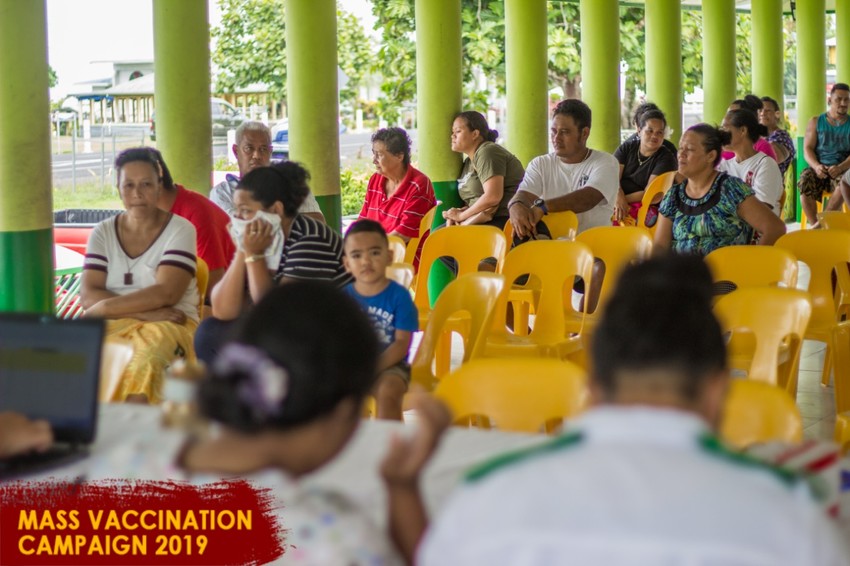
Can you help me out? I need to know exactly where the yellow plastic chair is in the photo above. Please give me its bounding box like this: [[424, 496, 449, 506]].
[[720, 379, 803, 449], [387, 235, 407, 264], [814, 217, 850, 322], [434, 358, 589, 434], [819, 211, 850, 230], [713, 288, 812, 395], [413, 225, 507, 327], [574, 226, 653, 318], [481, 240, 594, 359], [410, 273, 505, 391], [196, 257, 209, 319], [99, 341, 134, 402], [776, 230, 850, 408], [503, 210, 579, 243], [386, 262, 415, 289], [835, 413, 850, 455], [705, 245, 798, 293], [403, 206, 437, 265], [635, 171, 676, 237]]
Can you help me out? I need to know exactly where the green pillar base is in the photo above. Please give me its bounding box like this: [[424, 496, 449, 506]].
[[314, 193, 342, 233], [427, 180, 464, 306], [0, 229, 55, 314], [795, 136, 806, 223]]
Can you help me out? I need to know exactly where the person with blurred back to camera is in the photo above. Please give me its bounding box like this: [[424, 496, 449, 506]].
[[342, 220, 418, 421], [194, 161, 350, 365], [444, 111, 525, 228], [178, 282, 403, 563], [388, 255, 849, 565], [653, 124, 785, 256]]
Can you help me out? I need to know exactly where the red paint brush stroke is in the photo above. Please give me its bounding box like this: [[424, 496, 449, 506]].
[[0, 479, 285, 565]]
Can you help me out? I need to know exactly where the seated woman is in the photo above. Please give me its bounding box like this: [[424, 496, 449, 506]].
[[149, 149, 235, 298], [721, 95, 777, 162], [194, 161, 351, 364], [718, 108, 785, 215], [444, 111, 524, 228], [654, 124, 785, 256], [81, 148, 200, 403], [612, 108, 678, 225], [759, 95, 797, 180], [359, 127, 436, 243]]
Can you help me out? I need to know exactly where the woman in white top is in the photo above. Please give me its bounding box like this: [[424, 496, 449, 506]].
[[182, 282, 403, 564], [82, 147, 199, 403], [718, 108, 785, 215]]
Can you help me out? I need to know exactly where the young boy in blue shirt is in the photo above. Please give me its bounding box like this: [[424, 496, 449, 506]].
[[343, 220, 418, 420]]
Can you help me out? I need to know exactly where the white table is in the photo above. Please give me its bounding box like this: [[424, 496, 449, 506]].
[[27, 404, 547, 526]]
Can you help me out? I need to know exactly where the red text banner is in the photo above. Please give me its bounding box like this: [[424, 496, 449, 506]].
[[0, 479, 284, 565]]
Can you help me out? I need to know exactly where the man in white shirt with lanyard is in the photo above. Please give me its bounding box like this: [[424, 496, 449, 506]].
[[507, 99, 618, 238], [410, 255, 849, 566]]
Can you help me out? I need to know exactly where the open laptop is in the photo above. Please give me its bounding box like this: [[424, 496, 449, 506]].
[[0, 313, 104, 479]]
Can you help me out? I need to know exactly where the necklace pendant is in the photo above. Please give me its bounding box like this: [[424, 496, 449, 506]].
[[124, 272, 134, 285]]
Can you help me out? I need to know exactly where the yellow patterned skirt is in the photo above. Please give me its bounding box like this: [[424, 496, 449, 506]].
[[104, 318, 198, 404]]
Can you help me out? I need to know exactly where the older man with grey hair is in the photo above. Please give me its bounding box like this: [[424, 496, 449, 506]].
[[210, 121, 325, 222]]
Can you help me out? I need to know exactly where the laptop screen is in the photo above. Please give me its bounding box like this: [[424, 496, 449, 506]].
[[0, 314, 104, 443]]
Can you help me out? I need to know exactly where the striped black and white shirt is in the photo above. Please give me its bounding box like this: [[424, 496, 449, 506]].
[[274, 214, 352, 287]]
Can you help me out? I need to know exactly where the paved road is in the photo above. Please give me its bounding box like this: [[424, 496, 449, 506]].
[[51, 130, 390, 186]]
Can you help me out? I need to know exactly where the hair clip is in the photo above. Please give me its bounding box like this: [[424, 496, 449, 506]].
[[213, 343, 289, 419]]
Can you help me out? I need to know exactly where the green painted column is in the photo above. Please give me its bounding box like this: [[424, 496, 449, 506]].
[[0, 0, 54, 313], [580, 0, 620, 153], [752, 0, 784, 109], [837, 0, 850, 82], [645, 0, 682, 142], [286, 0, 342, 231], [153, 0, 212, 194], [796, 0, 826, 221], [505, 0, 548, 166], [703, 0, 737, 125], [416, 0, 463, 304]]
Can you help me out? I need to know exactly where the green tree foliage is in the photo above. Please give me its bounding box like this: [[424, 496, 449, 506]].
[[48, 65, 58, 88], [212, 0, 374, 108], [212, 0, 287, 100]]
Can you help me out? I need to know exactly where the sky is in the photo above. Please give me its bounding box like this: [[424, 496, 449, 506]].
[[46, 0, 375, 101]]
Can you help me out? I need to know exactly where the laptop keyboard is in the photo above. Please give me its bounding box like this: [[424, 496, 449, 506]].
[[0, 445, 89, 480]]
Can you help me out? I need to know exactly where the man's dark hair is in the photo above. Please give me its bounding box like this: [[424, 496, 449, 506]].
[[552, 99, 592, 132], [371, 127, 413, 167], [592, 255, 726, 401], [237, 161, 310, 218], [730, 94, 763, 113], [344, 219, 388, 247], [831, 83, 850, 94]]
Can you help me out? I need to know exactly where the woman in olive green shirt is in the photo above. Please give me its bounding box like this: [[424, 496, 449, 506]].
[[444, 111, 525, 228]]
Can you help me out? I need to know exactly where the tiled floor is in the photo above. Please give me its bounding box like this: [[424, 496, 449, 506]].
[[797, 340, 838, 441]]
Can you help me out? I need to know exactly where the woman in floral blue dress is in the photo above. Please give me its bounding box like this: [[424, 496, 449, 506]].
[[654, 124, 785, 256]]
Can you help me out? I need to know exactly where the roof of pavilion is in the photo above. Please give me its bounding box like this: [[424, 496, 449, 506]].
[[554, 1, 837, 13]]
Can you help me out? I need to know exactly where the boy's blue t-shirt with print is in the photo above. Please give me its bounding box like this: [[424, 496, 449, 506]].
[[344, 280, 419, 351]]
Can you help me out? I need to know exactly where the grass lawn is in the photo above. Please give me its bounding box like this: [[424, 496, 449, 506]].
[[53, 183, 123, 212]]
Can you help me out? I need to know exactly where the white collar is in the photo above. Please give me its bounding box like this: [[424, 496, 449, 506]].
[[573, 406, 710, 448]]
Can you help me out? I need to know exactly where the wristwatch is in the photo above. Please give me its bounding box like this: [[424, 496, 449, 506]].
[[532, 198, 548, 216]]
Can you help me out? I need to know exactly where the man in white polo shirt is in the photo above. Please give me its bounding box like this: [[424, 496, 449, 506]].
[[412, 255, 849, 566], [508, 99, 618, 239]]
